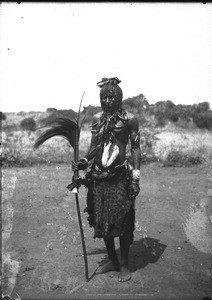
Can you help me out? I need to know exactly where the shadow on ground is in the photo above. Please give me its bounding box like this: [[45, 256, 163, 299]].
[[85, 237, 167, 280], [129, 237, 167, 271]]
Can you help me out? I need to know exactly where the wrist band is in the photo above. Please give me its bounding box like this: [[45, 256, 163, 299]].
[[132, 169, 140, 180], [83, 157, 88, 163], [132, 179, 140, 185]]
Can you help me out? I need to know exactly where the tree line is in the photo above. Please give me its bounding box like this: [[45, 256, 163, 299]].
[[80, 95, 212, 129], [1, 95, 211, 131]]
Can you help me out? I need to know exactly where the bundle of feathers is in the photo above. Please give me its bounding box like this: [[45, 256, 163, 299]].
[[34, 117, 79, 150]]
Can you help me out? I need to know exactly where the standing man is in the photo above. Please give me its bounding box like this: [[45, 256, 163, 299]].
[[72, 77, 141, 282]]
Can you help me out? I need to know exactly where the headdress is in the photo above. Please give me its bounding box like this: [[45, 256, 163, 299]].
[[97, 77, 121, 88]]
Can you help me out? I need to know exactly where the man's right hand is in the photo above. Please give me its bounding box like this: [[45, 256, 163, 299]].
[[71, 158, 88, 171]]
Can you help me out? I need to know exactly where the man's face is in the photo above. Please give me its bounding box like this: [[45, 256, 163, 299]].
[[101, 96, 119, 113]]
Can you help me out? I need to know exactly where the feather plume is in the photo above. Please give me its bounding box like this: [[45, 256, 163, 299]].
[[34, 117, 79, 150]]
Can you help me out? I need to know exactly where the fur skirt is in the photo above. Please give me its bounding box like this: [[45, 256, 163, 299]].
[[85, 167, 135, 242]]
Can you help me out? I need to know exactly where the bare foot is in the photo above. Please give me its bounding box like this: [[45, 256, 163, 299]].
[[96, 261, 120, 274], [118, 266, 131, 282]]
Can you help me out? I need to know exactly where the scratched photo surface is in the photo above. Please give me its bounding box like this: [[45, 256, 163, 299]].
[[1, 2, 212, 300]]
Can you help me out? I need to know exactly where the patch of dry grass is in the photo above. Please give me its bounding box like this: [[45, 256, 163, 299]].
[[1, 128, 91, 166], [153, 125, 212, 164], [2, 111, 48, 131], [1, 118, 212, 167]]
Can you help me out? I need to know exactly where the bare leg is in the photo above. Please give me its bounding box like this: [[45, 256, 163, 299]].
[[97, 236, 120, 273], [118, 216, 132, 282]]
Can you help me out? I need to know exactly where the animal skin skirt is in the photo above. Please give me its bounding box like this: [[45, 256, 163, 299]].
[[85, 167, 135, 243]]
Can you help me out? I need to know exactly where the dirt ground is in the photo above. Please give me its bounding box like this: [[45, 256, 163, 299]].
[[2, 162, 212, 300]]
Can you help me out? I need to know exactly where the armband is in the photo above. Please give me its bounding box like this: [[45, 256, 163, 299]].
[[131, 131, 140, 149], [132, 169, 140, 181]]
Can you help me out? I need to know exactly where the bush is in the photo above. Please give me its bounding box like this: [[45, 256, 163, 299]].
[[20, 117, 36, 131], [167, 109, 179, 122], [1, 152, 28, 167], [40, 109, 78, 126], [155, 112, 166, 127], [164, 150, 203, 167], [0, 111, 7, 121], [46, 108, 57, 113], [192, 111, 212, 130], [17, 111, 27, 116]]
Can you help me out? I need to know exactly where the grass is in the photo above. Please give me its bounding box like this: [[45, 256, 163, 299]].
[[153, 124, 212, 166], [1, 129, 91, 167], [1, 115, 212, 167]]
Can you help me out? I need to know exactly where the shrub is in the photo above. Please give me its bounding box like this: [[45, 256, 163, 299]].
[[155, 111, 166, 127], [40, 109, 78, 126], [0, 111, 7, 121], [46, 108, 57, 113], [164, 150, 203, 167], [20, 117, 36, 131], [192, 111, 212, 130], [17, 111, 26, 116], [167, 109, 179, 123]]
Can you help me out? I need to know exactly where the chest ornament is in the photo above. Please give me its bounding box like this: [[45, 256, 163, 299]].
[[91, 109, 128, 142]]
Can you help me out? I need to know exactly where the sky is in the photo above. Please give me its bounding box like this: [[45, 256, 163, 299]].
[[1, 2, 212, 113]]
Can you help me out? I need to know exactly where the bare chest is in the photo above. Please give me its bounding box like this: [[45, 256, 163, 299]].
[[98, 119, 129, 144]]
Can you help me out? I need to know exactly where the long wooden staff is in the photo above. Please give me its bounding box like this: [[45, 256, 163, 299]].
[[34, 92, 89, 281], [72, 92, 89, 282]]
